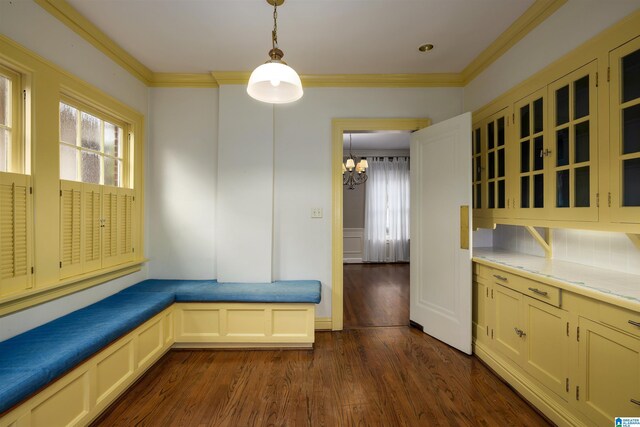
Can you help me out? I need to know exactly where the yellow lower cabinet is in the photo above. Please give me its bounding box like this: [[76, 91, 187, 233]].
[[521, 297, 570, 400], [577, 317, 640, 425], [493, 284, 525, 364], [472, 278, 491, 347]]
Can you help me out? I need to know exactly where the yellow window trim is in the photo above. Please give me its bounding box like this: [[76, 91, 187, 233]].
[[34, 0, 566, 88], [0, 260, 146, 316], [0, 34, 146, 317], [0, 63, 24, 173]]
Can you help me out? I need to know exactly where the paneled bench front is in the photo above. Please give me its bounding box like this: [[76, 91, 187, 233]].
[[0, 279, 321, 427]]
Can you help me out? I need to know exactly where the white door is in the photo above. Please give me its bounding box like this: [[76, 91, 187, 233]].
[[410, 112, 472, 354]]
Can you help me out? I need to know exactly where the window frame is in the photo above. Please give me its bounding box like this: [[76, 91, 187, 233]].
[[59, 95, 132, 188], [0, 63, 24, 174]]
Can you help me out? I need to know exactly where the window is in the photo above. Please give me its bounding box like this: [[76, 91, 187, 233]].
[[59, 101, 126, 187], [0, 65, 22, 173]]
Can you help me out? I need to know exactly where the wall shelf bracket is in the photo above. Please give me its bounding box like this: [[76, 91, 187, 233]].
[[627, 234, 640, 251], [525, 226, 553, 258]]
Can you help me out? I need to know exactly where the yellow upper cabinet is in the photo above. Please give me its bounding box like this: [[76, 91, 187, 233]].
[[472, 16, 640, 231], [547, 61, 599, 222], [609, 36, 640, 224], [514, 88, 547, 220]]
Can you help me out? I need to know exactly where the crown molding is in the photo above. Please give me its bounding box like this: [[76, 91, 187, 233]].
[[211, 72, 464, 87], [35, 0, 566, 88], [461, 0, 567, 84], [33, 0, 154, 84], [150, 73, 217, 88]]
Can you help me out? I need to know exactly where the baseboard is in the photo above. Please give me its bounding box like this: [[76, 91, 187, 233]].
[[473, 342, 587, 427], [172, 343, 313, 349], [343, 258, 363, 263], [315, 317, 332, 330]]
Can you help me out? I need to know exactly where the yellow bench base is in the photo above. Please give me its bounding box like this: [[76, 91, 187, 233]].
[[0, 302, 315, 427]]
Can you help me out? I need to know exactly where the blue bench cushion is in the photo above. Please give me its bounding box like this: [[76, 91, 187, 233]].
[[175, 280, 321, 303], [120, 279, 217, 294], [0, 368, 49, 415], [0, 292, 173, 414]]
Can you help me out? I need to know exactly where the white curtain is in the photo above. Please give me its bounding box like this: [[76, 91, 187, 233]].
[[363, 157, 410, 262]]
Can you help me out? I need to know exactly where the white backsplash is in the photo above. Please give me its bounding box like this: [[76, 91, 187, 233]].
[[492, 225, 640, 275]]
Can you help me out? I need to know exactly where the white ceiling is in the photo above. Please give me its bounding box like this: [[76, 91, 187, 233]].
[[67, 0, 534, 74], [343, 132, 411, 151]]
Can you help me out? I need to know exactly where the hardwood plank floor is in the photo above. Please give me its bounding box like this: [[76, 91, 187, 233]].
[[343, 263, 409, 328], [92, 328, 550, 427]]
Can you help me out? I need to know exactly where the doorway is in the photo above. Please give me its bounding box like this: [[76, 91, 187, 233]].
[[331, 118, 430, 330], [342, 130, 411, 328]]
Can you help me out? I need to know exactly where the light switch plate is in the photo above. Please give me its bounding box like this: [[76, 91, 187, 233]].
[[311, 208, 323, 218]]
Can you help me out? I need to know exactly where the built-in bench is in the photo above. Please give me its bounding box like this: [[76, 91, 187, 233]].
[[0, 279, 321, 426]]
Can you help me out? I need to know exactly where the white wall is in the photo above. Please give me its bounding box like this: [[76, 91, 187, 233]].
[[272, 87, 463, 317], [0, 0, 149, 340], [216, 85, 275, 282], [466, 0, 640, 272], [464, 0, 640, 112], [147, 88, 218, 279]]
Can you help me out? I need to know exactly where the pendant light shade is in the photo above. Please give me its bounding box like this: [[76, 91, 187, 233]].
[[247, 0, 303, 104], [247, 61, 303, 104]]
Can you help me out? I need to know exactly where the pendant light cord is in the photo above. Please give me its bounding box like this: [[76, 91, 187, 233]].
[[272, 2, 279, 50]]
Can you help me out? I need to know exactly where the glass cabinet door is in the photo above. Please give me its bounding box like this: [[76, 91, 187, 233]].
[[610, 37, 640, 223], [548, 61, 599, 221], [514, 89, 547, 219], [485, 108, 509, 217], [472, 126, 484, 213]]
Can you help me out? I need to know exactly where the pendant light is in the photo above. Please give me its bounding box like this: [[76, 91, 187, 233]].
[[247, 0, 303, 104], [343, 134, 368, 190]]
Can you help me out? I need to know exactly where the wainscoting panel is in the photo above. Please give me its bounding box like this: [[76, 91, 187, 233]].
[[344, 228, 364, 263]]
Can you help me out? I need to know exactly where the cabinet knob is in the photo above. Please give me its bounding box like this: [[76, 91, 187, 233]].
[[628, 320, 640, 328], [514, 327, 527, 338], [493, 274, 508, 282], [631, 399, 640, 406]]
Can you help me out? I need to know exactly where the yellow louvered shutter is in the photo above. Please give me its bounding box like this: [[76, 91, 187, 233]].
[[0, 172, 32, 297], [118, 188, 134, 263], [83, 183, 101, 273], [102, 186, 119, 268], [60, 180, 82, 279]]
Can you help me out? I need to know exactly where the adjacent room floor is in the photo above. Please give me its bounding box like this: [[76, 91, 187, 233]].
[[92, 264, 550, 426]]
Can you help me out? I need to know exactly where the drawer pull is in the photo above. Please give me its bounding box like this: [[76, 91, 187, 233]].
[[629, 320, 640, 328], [528, 287, 549, 297], [493, 274, 508, 281], [514, 327, 527, 338], [631, 399, 640, 406]]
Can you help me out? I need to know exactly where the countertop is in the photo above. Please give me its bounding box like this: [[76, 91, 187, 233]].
[[473, 248, 640, 312]]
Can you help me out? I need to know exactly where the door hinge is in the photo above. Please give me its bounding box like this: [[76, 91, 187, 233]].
[[23, 90, 26, 101], [31, 266, 34, 274], [576, 385, 580, 401], [133, 196, 135, 202], [491, 329, 494, 339], [596, 72, 599, 87], [29, 187, 33, 195], [608, 192, 612, 207], [491, 289, 494, 299], [486, 288, 488, 298], [596, 193, 599, 208], [59, 261, 62, 268], [566, 378, 570, 393], [577, 326, 580, 342], [607, 66, 610, 82], [566, 322, 570, 337], [132, 247, 135, 253], [486, 325, 489, 336], [512, 113, 515, 125], [60, 190, 63, 197]]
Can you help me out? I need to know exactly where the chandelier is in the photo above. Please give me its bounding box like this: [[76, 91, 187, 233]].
[[343, 134, 368, 190], [247, 0, 303, 104]]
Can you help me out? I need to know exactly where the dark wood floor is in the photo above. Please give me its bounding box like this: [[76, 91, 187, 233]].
[[343, 263, 410, 328], [92, 264, 550, 426], [92, 328, 549, 426]]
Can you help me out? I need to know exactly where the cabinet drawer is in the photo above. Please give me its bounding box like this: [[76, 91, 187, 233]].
[[521, 281, 561, 308], [474, 263, 491, 280], [599, 303, 640, 338]]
